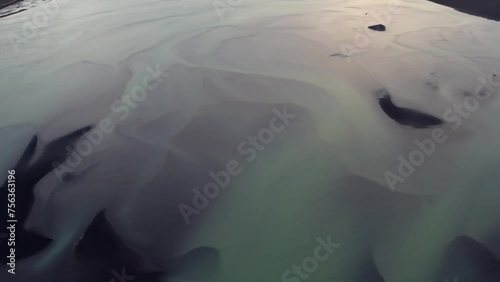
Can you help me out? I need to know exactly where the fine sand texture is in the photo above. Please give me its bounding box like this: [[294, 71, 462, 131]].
[[1, 0, 500, 281]]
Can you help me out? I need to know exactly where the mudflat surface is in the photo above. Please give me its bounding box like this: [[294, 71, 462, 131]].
[[0, 0, 499, 281]]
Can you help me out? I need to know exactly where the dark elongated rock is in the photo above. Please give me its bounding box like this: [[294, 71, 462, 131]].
[[376, 89, 443, 128], [368, 24, 386, 31]]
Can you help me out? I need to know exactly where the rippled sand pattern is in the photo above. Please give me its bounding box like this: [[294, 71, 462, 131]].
[[0, 0, 500, 281]]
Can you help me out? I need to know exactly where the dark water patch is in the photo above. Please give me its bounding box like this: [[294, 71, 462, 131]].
[[440, 236, 500, 282], [428, 0, 500, 21], [75, 211, 121, 258], [0, 0, 21, 10], [0, 134, 53, 263], [0, 125, 92, 263], [376, 89, 443, 128], [356, 258, 386, 282], [0, 0, 51, 18], [0, 8, 24, 18], [71, 212, 218, 281], [166, 247, 219, 280], [67, 210, 164, 281], [0, 229, 52, 264]]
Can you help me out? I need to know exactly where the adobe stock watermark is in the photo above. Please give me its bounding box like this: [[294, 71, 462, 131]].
[[337, 0, 414, 63], [281, 235, 341, 282], [52, 64, 169, 182], [7, 0, 69, 55], [178, 106, 297, 224], [384, 74, 500, 191], [109, 267, 135, 282]]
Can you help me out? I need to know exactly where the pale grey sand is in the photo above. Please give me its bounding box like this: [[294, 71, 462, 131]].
[[0, 0, 500, 281]]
